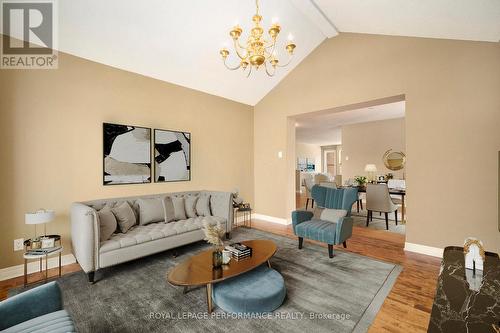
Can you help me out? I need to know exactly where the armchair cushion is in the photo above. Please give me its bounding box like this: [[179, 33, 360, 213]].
[[295, 219, 337, 244], [294, 217, 353, 245], [0, 282, 63, 330], [2, 310, 75, 333]]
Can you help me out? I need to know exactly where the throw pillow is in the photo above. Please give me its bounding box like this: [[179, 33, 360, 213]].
[[163, 196, 176, 223], [312, 207, 324, 220], [111, 201, 137, 233], [185, 195, 199, 218], [320, 208, 348, 223], [171, 196, 187, 220], [196, 194, 211, 216], [97, 206, 117, 242], [138, 198, 164, 225]]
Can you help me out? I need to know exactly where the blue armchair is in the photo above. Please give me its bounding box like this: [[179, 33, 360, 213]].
[[292, 185, 358, 258], [0, 281, 76, 332]]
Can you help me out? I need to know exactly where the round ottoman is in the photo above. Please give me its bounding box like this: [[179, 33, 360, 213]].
[[212, 265, 286, 314]]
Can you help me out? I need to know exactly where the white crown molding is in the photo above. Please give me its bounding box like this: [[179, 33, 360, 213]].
[[0, 254, 76, 282], [289, 0, 339, 38], [404, 242, 443, 258], [253, 214, 291, 225]]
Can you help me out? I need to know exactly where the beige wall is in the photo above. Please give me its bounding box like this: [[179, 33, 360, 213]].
[[295, 142, 322, 171], [0, 52, 254, 269], [342, 118, 405, 182], [254, 33, 500, 252]]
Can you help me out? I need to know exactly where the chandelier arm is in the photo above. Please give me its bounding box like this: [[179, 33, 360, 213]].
[[277, 53, 294, 68], [233, 39, 248, 59], [264, 62, 276, 77], [264, 38, 277, 49], [246, 65, 253, 78], [223, 58, 242, 71], [267, 41, 278, 59]]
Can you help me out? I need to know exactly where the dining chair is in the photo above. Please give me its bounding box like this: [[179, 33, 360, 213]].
[[387, 179, 406, 205], [365, 183, 399, 230], [304, 177, 315, 210], [345, 178, 364, 213], [319, 181, 337, 188]]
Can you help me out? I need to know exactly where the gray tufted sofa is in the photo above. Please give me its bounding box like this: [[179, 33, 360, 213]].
[[70, 190, 233, 282]]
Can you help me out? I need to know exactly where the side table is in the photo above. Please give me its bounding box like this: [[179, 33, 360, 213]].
[[234, 206, 252, 229], [23, 247, 63, 287], [23, 235, 63, 287]]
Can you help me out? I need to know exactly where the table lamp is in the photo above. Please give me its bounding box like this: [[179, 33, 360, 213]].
[[364, 164, 378, 183], [25, 209, 55, 248]]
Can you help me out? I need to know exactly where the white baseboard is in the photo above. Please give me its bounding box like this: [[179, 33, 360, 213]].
[[0, 254, 76, 281], [404, 242, 443, 258], [252, 213, 291, 225]]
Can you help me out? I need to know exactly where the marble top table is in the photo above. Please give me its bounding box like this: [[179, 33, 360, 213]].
[[428, 246, 500, 333]]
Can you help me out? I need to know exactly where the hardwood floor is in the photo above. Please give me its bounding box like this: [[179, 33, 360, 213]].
[[0, 196, 441, 332]]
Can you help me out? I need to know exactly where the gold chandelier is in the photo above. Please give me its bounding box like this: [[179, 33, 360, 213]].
[[219, 0, 296, 77]]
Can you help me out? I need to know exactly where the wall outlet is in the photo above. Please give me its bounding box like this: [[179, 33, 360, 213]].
[[14, 238, 24, 251]]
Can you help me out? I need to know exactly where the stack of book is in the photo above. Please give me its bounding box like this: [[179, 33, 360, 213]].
[[225, 243, 252, 261], [26, 246, 61, 256]]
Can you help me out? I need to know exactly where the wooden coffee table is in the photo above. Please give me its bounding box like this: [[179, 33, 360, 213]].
[[167, 239, 277, 313]]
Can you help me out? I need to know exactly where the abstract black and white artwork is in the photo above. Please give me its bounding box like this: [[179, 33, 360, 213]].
[[154, 129, 190, 182], [103, 123, 151, 185]]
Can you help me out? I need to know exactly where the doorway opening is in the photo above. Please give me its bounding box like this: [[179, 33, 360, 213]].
[[292, 95, 407, 236]]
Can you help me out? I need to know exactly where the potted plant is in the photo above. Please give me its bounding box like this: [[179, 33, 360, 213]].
[[354, 176, 367, 187], [202, 220, 225, 268]]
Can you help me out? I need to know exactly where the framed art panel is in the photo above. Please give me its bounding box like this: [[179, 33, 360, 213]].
[[154, 129, 191, 182], [103, 123, 151, 185]]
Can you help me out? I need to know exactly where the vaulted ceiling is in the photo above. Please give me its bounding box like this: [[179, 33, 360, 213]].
[[5, 0, 500, 105]]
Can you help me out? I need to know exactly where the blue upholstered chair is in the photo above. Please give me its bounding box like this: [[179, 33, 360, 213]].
[[0, 281, 76, 332], [292, 185, 358, 258]]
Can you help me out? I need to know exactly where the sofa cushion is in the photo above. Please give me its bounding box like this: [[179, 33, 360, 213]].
[[196, 194, 211, 216], [99, 216, 226, 254], [172, 197, 187, 220], [185, 195, 198, 218], [162, 197, 176, 223], [2, 310, 76, 333], [112, 201, 137, 233], [320, 208, 347, 223], [97, 206, 117, 242], [138, 198, 164, 225]]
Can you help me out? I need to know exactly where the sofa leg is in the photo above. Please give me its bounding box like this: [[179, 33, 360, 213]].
[[343, 241, 347, 248], [328, 244, 334, 258], [87, 272, 95, 284], [298, 237, 303, 249], [225, 232, 231, 240]]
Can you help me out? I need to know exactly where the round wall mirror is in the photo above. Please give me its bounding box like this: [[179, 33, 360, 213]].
[[383, 149, 406, 171]]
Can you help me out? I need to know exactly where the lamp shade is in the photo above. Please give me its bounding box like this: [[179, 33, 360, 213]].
[[364, 164, 378, 172], [25, 210, 55, 225]]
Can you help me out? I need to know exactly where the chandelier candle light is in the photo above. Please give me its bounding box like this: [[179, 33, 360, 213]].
[[219, 0, 297, 77]]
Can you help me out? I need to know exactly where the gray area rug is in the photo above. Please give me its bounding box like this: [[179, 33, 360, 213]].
[[12, 228, 401, 333], [351, 209, 406, 235]]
